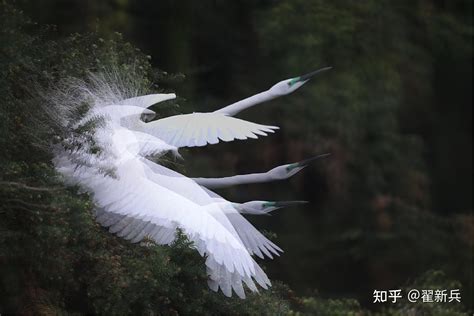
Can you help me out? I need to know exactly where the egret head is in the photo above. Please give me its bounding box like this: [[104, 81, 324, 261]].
[[268, 67, 332, 96], [239, 200, 308, 215], [268, 153, 331, 180]]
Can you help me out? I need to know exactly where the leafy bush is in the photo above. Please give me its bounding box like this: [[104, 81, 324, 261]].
[[0, 3, 292, 314], [0, 2, 470, 315]]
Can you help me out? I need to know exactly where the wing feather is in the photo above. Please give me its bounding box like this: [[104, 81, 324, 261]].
[[200, 187, 283, 258], [141, 161, 283, 260], [137, 112, 278, 148], [118, 93, 176, 108], [57, 153, 269, 298]]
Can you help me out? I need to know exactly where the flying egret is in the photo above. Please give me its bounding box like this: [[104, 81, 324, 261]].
[[53, 68, 330, 298], [56, 105, 275, 298], [215, 67, 332, 116], [193, 153, 331, 189], [119, 67, 331, 148]]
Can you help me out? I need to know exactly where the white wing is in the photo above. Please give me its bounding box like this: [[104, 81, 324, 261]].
[[118, 93, 176, 108], [55, 154, 270, 298], [112, 129, 180, 158], [83, 105, 181, 158], [142, 160, 282, 260], [55, 91, 280, 298], [200, 186, 282, 259], [137, 112, 279, 148]]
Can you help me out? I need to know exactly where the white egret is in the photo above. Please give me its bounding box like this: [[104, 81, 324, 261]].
[[193, 153, 331, 189], [120, 67, 331, 148], [53, 68, 330, 298], [215, 67, 332, 116], [56, 105, 274, 298]]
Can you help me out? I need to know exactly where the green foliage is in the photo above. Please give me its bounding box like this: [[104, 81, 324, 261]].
[[292, 297, 362, 316], [0, 3, 293, 314], [374, 270, 467, 316], [252, 0, 472, 308], [287, 270, 468, 315], [1, 2, 471, 315]]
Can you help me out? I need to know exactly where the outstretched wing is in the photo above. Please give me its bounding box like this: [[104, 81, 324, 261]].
[[111, 129, 180, 158], [118, 93, 176, 108], [142, 160, 282, 260], [138, 112, 279, 148], [54, 154, 270, 298], [200, 186, 283, 259]]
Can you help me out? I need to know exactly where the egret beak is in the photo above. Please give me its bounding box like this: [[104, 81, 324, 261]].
[[297, 153, 332, 167], [272, 201, 308, 208], [288, 67, 332, 87], [262, 200, 309, 213], [286, 153, 331, 171], [298, 66, 332, 82]]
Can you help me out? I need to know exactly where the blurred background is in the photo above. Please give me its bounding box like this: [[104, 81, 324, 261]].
[[15, 0, 472, 309]]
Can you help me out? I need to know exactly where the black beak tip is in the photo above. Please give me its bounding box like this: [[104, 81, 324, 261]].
[[274, 201, 309, 208], [299, 66, 332, 81], [293, 200, 309, 205], [297, 153, 331, 167]]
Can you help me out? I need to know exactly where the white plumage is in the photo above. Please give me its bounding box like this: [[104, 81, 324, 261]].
[[54, 68, 330, 298], [54, 92, 279, 298], [135, 112, 278, 148]]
